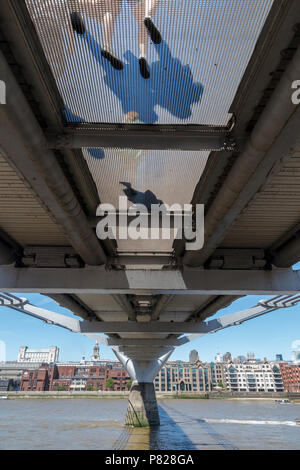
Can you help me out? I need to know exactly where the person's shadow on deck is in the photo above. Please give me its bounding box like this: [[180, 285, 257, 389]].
[[84, 31, 204, 124]]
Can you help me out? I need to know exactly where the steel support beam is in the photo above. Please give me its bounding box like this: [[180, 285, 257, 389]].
[[0, 267, 299, 295], [80, 294, 300, 334], [47, 294, 98, 321], [106, 338, 182, 347], [108, 255, 175, 267], [188, 295, 240, 322], [0, 238, 15, 266], [76, 323, 203, 335], [0, 49, 106, 266], [3, 294, 298, 337], [0, 229, 22, 266], [151, 295, 174, 321], [272, 233, 300, 268], [0, 1, 102, 217], [46, 125, 234, 152], [184, 22, 300, 267], [186, 104, 300, 268], [112, 294, 136, 322]]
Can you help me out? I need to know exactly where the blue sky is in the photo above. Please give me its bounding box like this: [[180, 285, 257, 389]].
[[1, 263, 300, 363]]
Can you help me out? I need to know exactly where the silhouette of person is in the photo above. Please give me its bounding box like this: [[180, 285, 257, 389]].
[[27, 0, 124, 77], [84, 31, 204, 123], [120, 182, 163, 211], [68, 0, 124, 70], [65, 110, 146, 189], [127, 0, 162, 79], [68, 0, 161, 78], [86, 112, 146, 191]]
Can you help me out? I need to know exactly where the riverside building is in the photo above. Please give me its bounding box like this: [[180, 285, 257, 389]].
[[20, 362, 131, 392], [279, 363, 300, 392], [155, 360, 213, 393], [154, 359, 285, 394], [17, 346, 59, 364], [222, 361, 284, 393]]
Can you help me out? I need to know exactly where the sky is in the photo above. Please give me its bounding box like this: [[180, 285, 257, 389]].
[[1, 263, 300, 364]]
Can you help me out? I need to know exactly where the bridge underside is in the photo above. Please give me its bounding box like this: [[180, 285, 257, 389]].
[[1, 1, 300, 425]]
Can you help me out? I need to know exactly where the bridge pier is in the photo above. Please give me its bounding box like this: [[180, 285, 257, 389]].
[[113, 349, 173, 427], [126, 382, 160, 427]]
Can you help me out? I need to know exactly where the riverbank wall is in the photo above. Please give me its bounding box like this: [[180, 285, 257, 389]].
[[2, 390, 299, 400]]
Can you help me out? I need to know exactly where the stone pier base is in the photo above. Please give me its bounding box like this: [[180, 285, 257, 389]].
[[125, 382, 160, 427]]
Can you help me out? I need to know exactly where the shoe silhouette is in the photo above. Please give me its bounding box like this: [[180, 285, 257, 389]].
[[139, 57, 150, 79], [101, 49, 124, 71], [144, 17, 162, 45], [70, 12, 86, 35]]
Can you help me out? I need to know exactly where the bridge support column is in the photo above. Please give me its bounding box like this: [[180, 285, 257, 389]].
[[113, 350, 173, 427], [126, 382, 159, 427]]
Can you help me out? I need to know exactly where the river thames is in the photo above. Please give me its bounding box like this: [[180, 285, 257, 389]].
[[1, 399, 300, 450]]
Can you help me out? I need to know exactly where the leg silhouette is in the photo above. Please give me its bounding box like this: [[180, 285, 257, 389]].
[[68, 0, 123, 70], [129, 0, 161, 79]]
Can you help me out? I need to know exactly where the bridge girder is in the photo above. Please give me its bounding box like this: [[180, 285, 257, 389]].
[[0, 266, 299, 295]]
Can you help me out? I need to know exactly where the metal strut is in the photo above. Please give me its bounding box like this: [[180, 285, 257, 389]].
[[0, 293, 299, 350]]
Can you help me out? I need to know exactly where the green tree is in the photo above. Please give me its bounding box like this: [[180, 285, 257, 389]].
[[105, 378, 115, 390], [56, 386, 67, 392], [86, 385, 95, 392], [217, 381, 224, 389], [126, 380, 133, 390]]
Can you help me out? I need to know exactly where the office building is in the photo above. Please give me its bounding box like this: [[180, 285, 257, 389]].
[[18, 346, 59, 364], [189, 350, 199, 363]]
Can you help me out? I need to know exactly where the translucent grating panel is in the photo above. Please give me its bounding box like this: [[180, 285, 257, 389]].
[[26, 0, 273, 125], [83, 148, 209, 206], [83, 147, 209, 252]]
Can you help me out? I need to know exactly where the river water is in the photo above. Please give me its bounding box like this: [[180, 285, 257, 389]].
[[1, 399, 300, 450]]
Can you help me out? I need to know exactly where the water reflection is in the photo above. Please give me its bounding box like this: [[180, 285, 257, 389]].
[[150, 406, 197, 450], [124, 406, 197, 450]]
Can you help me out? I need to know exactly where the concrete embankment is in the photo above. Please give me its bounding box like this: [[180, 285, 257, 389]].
[[3, 391, 130, 399], [3, 391, 299, 401]]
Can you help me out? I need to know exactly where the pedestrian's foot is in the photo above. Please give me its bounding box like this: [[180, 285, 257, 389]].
[[144, 17, 162, 44], [139, 57, 150, 79], [101, 49, 123, 70], [70, 12, 86, 35]]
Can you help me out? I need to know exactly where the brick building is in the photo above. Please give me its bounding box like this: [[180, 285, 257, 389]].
[[21, 365, 50, 391], [107, 367, 131, 391], [280, 363, 300, 392], [155, 361, 212, 393], [20, 363, 130, 392]]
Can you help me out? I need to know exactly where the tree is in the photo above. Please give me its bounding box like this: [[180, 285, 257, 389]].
[[105, 378, 115, 390], [126, 380, 133, 390], [217, 381, 224, 389], [56, 386, 67, 392], [86, 385, 95, 392]]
